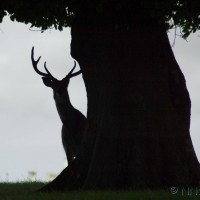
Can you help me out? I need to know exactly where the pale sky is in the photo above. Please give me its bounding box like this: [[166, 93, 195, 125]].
[[0, 16, 200, 182]]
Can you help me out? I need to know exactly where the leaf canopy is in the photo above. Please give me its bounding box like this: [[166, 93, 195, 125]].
[[0, 0, 200, 38]]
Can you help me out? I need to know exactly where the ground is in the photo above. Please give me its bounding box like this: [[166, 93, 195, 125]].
[[0, 182, 196, 200]]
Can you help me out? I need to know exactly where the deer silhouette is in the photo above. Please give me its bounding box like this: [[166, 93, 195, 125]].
[[31, 47, 87, 165]]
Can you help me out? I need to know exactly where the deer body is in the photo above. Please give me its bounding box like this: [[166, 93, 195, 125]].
[[31, 47, 87, 165], [53, 90, 86, 164]]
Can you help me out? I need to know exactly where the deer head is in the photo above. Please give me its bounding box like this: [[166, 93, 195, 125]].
[[31, 46, 81, 94]]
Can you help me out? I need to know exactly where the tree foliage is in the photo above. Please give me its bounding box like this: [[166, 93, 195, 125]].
[[0, 0, 74, 31], [0, 0, 200, 38]]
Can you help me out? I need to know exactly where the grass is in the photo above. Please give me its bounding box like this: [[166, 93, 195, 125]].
[[0, 182, 198, 200]]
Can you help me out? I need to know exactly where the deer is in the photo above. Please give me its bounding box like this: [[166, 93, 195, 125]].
[[31, 47, 87, 165]]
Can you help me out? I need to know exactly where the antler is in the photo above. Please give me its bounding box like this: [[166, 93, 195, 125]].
[[31, 46, 57, 81], [31, 46, 81, 80], [67, 61, 82, 78]]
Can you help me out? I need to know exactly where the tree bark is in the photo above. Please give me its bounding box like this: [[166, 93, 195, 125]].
[[39, 3, 200, 191]]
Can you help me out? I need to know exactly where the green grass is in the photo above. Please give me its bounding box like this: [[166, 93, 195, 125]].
[[0, 182, 198, 200]]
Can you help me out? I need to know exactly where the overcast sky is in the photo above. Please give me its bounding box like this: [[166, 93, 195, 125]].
[[0, 16, 200, 182]]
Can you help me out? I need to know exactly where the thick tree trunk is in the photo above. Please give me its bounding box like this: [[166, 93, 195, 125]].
[[39, 3, 200, 191]]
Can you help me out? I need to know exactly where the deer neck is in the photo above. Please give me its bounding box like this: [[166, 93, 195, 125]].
[[53, 89, 73, 109], [53, 89, 76, 125]]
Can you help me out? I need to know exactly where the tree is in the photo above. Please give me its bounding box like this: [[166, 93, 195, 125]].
[[1, 0, 200, 191]]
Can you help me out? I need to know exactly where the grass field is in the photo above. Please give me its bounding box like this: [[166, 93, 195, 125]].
[[0, 182, 198, 200]]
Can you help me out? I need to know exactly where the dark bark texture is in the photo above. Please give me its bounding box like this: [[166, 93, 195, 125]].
[[39, 2, 200, 191]]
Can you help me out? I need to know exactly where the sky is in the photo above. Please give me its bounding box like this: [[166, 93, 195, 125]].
[[0, 16, 200, 182]]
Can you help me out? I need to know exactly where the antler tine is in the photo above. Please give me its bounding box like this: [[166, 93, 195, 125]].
[[31, 46, 48, 77], [67, 61, 82, 78], [68, 61, 76, 76], [44, 62, 57, 81]]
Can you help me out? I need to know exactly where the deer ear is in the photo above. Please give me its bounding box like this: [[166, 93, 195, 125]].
[[42, 77, 53, 88]]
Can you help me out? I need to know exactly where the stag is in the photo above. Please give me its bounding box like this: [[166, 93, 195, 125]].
[[31, 47, 87, 165]]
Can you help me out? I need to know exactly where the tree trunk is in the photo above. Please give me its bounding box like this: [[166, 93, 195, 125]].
[[39, 3, 200, 191]]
